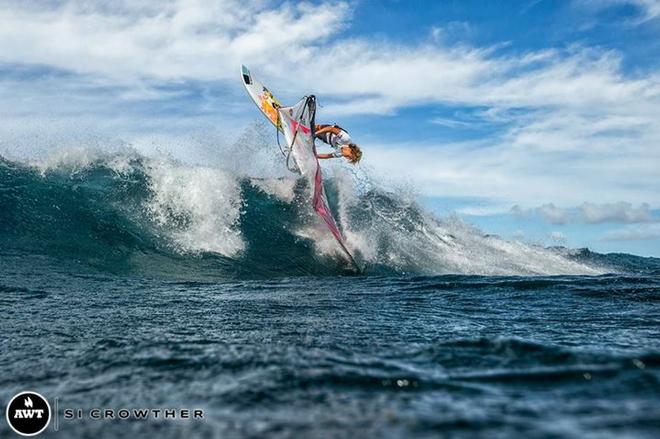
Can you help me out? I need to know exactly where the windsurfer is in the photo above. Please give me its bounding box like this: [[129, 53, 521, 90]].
[[314, 124, 362, 164]]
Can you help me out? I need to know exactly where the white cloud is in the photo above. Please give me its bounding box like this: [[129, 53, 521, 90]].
[[456, 203, 513, 216], [511, 204, 570, 224], [578, 0, 660, 23], [629, 0, 660, 20], [429, 117, 473, 129], [0, 0, 350, 81], [602, 223, 660, 241], [580, 202, 655, 223], [511, 202, 657, 224]]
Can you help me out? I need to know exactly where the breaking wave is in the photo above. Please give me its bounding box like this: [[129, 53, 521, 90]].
[[0, 145, 635, 280]]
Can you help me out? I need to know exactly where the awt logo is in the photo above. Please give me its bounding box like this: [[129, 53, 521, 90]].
[[6, 391, 51, 436]]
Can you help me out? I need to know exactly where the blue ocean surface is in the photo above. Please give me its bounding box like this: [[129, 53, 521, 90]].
[[1, 152, 659, 438]]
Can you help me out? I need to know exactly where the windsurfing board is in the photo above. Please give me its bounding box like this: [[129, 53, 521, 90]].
[[241, 65, 283, 131]]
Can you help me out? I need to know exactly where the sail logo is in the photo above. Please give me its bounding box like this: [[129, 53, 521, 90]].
[[5, 391, 51, 436]]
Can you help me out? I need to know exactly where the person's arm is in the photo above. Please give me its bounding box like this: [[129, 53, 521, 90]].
[[315, 126, 339, 136], [316, 153, 336, 159]]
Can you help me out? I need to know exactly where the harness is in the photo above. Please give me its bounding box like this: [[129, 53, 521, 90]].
[[316, 124, 349, 148]]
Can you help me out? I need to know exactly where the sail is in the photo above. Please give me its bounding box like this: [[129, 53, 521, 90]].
[[277, 96, 358, 269]]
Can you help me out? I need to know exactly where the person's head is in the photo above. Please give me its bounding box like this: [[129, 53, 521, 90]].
[[342, 143, 362, 164]]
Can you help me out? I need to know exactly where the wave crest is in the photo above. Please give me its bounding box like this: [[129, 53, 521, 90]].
[[0, 149, 606, 278]]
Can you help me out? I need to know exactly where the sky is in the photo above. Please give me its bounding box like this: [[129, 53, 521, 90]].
[[0, 0, 659, 256]]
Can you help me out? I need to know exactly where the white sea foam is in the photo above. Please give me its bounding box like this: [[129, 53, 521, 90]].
[[31, 145, 138, 177], [330, 166, 602, 275], [144, 157, 245, 257], [250, 178, 297, 203]]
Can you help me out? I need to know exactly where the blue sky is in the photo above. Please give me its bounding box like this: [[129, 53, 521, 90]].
[[0, 0, 659, 256]]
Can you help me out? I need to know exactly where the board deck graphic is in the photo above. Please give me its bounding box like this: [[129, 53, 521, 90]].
[[241, 65, 282, 129]]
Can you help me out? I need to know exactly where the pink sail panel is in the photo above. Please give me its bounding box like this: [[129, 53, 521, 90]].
[[312, 165, 344, 243]]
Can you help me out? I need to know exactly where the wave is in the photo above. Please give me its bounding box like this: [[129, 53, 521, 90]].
[[0, 147, 645, 279]]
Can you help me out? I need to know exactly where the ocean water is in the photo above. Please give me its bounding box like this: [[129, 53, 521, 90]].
[[1, 151, 659, 438]]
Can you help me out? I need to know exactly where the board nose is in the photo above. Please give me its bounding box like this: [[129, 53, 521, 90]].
[[241, 65, 251, 85]]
